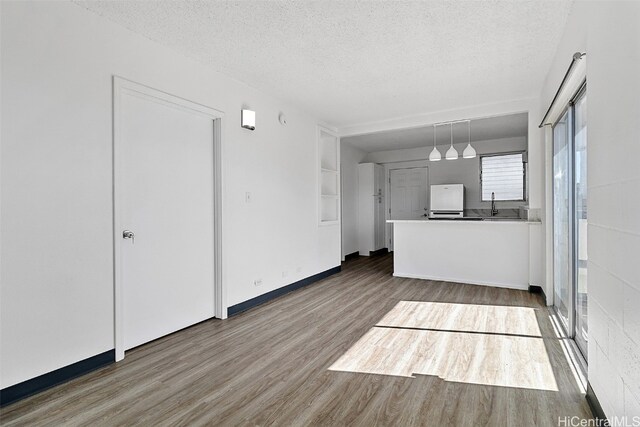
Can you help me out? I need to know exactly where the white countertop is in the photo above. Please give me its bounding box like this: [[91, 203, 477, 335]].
[[387, 218, 541, 224]]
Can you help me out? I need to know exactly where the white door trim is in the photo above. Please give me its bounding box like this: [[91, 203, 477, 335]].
[[112, 76, 226, 361]]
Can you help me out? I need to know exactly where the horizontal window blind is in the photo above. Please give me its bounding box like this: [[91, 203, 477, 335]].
[[481, 153, 525, 201]]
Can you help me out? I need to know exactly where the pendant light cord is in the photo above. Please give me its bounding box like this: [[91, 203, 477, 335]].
[[433, 125, 437, 148], [450, 123, 453, 147]]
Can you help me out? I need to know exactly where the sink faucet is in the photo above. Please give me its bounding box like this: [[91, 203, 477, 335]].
[[491, 192, 499, 217]]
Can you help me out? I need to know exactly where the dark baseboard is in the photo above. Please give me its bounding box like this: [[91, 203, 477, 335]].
[[586, 382, 609, 425], [0, 349, 115, 407], [370, 248, 388, 256], [528, 285, 547, 303], [228, 266, 341, 317], [344, 251, 359, 261], [528, 285, 543, 293]]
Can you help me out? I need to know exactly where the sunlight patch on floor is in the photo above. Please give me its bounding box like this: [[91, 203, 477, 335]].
[[377, 301, 542, 337], [329, 301, 558, 391]]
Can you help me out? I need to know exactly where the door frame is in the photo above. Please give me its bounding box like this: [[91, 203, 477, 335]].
[[112, 76, 226, 361], [571, 84, 588, 357], [551, 106, 575, 337], [386, 165, 429, 251], [551, 80, 588, 360]]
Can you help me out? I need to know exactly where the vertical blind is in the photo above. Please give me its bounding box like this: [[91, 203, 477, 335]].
[[481, 153, 525, 201]]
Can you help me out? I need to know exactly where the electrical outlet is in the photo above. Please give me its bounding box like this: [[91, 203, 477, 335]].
[[253, 278, 262, 287], [245, 192, 252, 203]]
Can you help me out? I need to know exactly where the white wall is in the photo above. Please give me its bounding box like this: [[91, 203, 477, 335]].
[[340, 142, 366, 258], [539, 0, 640, 417], [363, 136, 528, 210], [0, 1, 340, 389]]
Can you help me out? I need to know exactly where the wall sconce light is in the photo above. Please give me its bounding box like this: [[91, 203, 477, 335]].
[[241, 109, 256, 130]]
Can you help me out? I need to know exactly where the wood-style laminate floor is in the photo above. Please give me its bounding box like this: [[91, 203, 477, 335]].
[[1, 253, 592, 426]]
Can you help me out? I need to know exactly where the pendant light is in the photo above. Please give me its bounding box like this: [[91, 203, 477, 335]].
[[445, 122, 458, 160], [463, 120, 477, 159], [429, 124, 441, 161]]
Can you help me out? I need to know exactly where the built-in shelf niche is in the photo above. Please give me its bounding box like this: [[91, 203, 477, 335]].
[[318, 127, 340, 225], [321, 170, 338, 195]]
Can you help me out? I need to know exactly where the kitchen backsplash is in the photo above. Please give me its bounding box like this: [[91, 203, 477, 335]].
[[464, 208, 521, 218], [463, 207, 541, 220]]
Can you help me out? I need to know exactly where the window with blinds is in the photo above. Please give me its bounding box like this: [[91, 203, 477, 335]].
[[480, 153, 526, 201]]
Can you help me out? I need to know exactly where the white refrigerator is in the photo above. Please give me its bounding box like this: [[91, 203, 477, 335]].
[[429, 184, 465, 218]]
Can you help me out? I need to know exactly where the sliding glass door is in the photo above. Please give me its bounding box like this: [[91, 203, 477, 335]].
[[552, 84, 588, 359], [573, 90, 588, 356], [553, 110, 572, 330]]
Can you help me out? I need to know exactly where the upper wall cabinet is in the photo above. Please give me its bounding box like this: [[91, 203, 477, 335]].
[[318, 126, 340, 226]]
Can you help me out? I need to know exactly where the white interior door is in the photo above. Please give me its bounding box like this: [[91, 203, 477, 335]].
[[388, 167, 428, 251], [117, 85, 216, 352], [390, 168, 428, 220]]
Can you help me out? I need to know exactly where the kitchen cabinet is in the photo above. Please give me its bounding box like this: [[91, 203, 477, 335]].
[[358, 163, 386, 255], [388, 219, 542, 290]]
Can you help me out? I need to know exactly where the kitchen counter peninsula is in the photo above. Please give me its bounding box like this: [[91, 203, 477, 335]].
[[387, 218, 542, 290]]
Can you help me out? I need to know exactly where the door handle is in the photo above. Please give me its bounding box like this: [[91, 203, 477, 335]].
[[123, 230, 135, 244]]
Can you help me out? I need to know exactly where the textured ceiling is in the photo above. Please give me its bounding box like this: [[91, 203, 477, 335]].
[[73, 0, 572, 128], [343, 112, 528, 152]]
